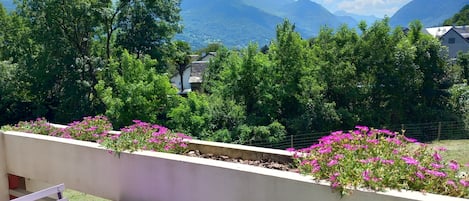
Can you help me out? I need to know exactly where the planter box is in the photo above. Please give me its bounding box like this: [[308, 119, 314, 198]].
[[0, 130, 467, 201]]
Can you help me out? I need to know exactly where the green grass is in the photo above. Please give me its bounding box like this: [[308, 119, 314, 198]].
[[427, 139, 469, 172], [63, 189, 110, 201]]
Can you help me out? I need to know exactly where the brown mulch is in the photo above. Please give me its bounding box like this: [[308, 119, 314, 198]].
[[185, 150, 297, 172]]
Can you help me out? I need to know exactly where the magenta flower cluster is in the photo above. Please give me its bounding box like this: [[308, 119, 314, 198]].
[[100, 120, 191, 155], [289, 126, 469, 198], [3, 116, 191, 155]]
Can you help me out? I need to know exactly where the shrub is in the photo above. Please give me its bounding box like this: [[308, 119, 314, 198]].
[[100, 120, 191, 155], [1, 116, 190, 155], [290, 126, 469, 198], [62, 115, 113, 141], [1, 117, 58, 135]]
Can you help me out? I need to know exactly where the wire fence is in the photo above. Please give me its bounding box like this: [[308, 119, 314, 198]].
[[250, 121, 469, 150]]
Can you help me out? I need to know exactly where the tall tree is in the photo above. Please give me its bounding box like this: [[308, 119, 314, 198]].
[[16, 0, 110, 122], [116, 0, 182, 71], [95, 50, 181, 128]]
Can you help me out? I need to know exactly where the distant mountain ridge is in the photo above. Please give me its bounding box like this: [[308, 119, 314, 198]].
[[390, 0, 469, 27], [3, 0, 468, 49], [177, 0, 284, 49], [179, 0, 362, 49]]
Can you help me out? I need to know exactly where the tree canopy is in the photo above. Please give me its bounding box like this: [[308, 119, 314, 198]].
[[0, 0, 467, 145]]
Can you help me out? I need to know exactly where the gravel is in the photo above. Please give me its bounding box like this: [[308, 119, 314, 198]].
[[185, 150, 297, 172]]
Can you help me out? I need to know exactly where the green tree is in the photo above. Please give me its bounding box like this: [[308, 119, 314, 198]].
[[410, 21, 452, 122], [116, 0, 182, 71], [443, 5, 469, 26], [16, 0, 110, 122], [170, 40, 191, 92], [95, 50, 181, 128]]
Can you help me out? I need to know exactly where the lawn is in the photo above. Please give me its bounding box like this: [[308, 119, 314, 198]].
[[63, 189, 109, 201], [428, 139, 469, 172]]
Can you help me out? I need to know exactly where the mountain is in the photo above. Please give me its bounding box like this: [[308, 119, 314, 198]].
[[390, 0, 469, 27], [177, 0, 283, 49], [0, 0, 14, 11], [242, 0, 294, 15], [277, 0, 350, 36], [334, 10, 381, 25]]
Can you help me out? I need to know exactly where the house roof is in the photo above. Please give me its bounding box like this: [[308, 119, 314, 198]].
[[453, 26, 469, 39], [425, 26, 454, 38], [425, 25, 469, 40]]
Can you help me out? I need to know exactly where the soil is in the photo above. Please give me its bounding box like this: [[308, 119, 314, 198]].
[[185, 150, 297, 172]]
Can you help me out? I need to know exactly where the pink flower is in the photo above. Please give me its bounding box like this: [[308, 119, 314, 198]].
[[448, 160, 459, 171], [334, 154, 344, 160], [177, 133, 192, 139], [416, 171, 425, 179], [330, 172, 340, 182], [381, 159, 394, 165], [431, 163, 444, 169], [426, 169, 446, 178], [433, 152, 442, 162], [372, 177, 382, 182], [332, 182, 340, 188], [447, 180, 457, 188], [366, 139, 379, 144], [436, 147, 447, 151], [401, 156, 419, 166], [378, 129, 395, 136], [404, 136, 417, 143], [343, 144, 357, 151], [286, 147, 296, 152], [460, 179, 469, 187], [318, 146, 332, 154], [359, 159, 369, 164], [133, 139, 139, 144], [355, 125, 369, 132], [327, 159, 338, 167], [362, 170, 371, 181]]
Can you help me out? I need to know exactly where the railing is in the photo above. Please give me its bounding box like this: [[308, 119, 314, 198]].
[[11, 184, 67, 201], [251, 121, 469, 149]]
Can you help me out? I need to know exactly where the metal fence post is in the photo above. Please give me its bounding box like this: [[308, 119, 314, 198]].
[[0, 131, 9, 200], [437, 122, 442, 141], [290, 135, 294, 148]]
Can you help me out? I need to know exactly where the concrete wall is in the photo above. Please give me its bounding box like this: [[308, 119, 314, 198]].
[[0, 131, 9, 200], [0, 131, 467, 201]]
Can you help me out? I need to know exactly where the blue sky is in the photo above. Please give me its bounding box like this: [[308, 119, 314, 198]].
[[312, 0, 412, 17]]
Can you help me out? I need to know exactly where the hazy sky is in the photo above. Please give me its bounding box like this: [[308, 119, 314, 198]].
[[312, 0, 412, 17]]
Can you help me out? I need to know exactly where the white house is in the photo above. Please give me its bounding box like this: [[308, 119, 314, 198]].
[[170, 52, 216, 94], [425, 26, 469, 58]]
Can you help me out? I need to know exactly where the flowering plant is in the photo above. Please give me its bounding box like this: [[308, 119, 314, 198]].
[[99, 120, 191, 155], [1, 117, 190, 155], [2, 117, 58, 135], [289, 126, 469, 198], [59, 115, 113, 141]]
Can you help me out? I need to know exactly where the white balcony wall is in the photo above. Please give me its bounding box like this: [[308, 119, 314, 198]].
[[1, 131, 467, 201]]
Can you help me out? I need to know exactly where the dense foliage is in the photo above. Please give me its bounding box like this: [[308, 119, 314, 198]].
[[0, 0, 469, 144], [444, 5, 469, 26]]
